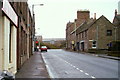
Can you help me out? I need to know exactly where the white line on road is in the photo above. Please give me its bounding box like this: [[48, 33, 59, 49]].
[[76, 68, 79, 70], [73, 66, 76, 68], [52, 54, 96, 79], [65, 71, 69, 74], [85, 73, 89, 76], [80, 70, 83, 72], [91, 76, 96, 79]]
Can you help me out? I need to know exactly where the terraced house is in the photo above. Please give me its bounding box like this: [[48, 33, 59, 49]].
[[66, 10, 116, 53], [0, 0, 18, 74], [113, 10, 120, 41], [0, 0, 34, 74], [76, 15, 115, 52]]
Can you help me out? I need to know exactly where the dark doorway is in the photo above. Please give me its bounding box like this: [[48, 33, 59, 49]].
[[81, 42, 84, 51], [77, 42, 80, 51]]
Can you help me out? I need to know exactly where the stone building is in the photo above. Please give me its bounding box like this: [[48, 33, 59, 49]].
[[66, 10, 90, 51], [76, 15, 115, 52], [66, 22, 74, 50], [113, 10, 120, 41], [0, 0, 34, 74], [66, 10, 115, 52]]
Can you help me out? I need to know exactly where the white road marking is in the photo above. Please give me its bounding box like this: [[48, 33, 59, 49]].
[[65, 71, 69, 74], [91, 76, 96, 79], [73, 66, 76, 68], [80, 70, 83, 72], [52, 55, 96, 79], [85, 73, 89, 76]]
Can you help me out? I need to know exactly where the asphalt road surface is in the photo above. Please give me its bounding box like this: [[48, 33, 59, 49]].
[[41, 49, 119, 79]]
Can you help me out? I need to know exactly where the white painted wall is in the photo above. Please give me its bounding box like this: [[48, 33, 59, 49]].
[[0, 15, 4, 70], [1, 16, 17, 74], [8, 24, 17, 74], [3, 16, 10, 71]]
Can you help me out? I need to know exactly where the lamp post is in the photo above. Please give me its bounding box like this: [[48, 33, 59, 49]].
[[74, 21, 77, 51], [31, 4, 44, 52], [32, 4, 44, 36], [32, 4, 44, 17]]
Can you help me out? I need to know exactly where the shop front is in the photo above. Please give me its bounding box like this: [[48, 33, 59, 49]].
[[0, 0, 18, 74]]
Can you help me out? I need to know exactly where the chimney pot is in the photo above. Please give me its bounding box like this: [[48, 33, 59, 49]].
[[94, 13, 96, 20], [115, 9, 117, 16]]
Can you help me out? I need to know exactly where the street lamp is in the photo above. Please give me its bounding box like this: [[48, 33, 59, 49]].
[[32, 4, 44, 39], [32, 4, 44, 16], [31, 4, 44, 52]]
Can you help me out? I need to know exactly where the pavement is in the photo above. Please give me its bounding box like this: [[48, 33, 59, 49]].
[[65, 49, 120, 61], [83, 52, 120, 61], [97, 54, 120, 60], [15, 51, 50, 79]]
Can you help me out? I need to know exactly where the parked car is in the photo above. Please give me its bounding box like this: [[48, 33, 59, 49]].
[[40, 46, 47, 52]]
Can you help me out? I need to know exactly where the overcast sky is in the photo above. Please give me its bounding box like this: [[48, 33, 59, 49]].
[[28, 0, 119, 39]]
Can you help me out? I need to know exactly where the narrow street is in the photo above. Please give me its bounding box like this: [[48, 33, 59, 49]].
[[42, 49, 119, 79]]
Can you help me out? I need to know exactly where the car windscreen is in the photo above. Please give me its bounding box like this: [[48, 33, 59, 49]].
[[41, 46, 47, 48]]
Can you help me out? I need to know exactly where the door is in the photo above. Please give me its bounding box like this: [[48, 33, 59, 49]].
[[81, 42, 84, 51]]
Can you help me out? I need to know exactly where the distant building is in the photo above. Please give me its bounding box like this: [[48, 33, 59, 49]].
[[43, 38, 65, 44], [113, 10, 120, 40], [36, 35, 43, 42]]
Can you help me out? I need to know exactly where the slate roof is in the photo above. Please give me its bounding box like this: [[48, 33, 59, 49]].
[[76, 15, 114, 34]]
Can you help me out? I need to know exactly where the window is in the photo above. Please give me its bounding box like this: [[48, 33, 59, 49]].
[[85, 30, 87, 37], [92, 41, 96, 48], [9, 23, 12, 63], [107, 30, 112, 36], [82, 32, 84, 38]]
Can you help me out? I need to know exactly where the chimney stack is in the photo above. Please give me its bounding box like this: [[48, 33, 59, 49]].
[[94, 13, 96, 20], [115, 9, 117, 16], [77, 10, 90, 20]]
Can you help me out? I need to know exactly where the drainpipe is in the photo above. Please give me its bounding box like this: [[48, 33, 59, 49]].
[[96, 26, 98, 49], [74, 21, 77, 51]]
